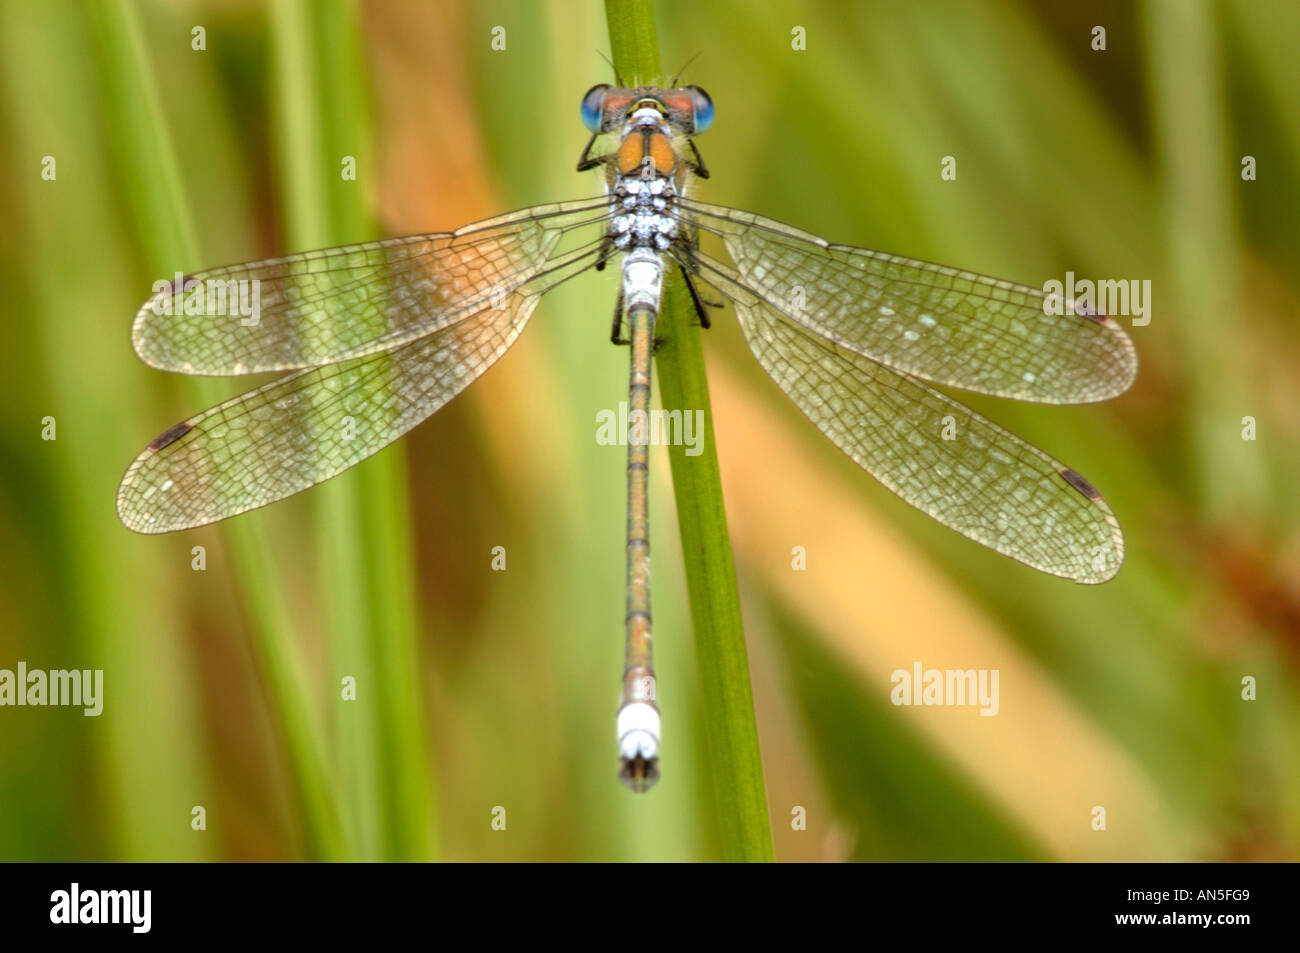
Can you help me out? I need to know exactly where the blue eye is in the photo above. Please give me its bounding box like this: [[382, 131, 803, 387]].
[[687, 86, 713, 134], [581, 84, 610, 133]]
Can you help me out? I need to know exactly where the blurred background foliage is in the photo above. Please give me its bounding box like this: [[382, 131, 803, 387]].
[[1, 0, 1297, 861]]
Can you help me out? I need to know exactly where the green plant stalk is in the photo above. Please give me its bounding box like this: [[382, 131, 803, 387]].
[[8, 2, 208, 861], [271, 0, 437, 861], [270, 0, 376, 864], [315, 0, 438, 863], [104, 0, 343, 860], [603, 0, 774, 862]]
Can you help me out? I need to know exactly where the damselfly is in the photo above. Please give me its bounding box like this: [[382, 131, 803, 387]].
[[118, 83, 1137, 792]]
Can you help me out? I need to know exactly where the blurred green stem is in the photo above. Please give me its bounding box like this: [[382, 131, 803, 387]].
[[101, 0, 345, 860], [271, 0, 437, 861], [604, 0, 774, 862]]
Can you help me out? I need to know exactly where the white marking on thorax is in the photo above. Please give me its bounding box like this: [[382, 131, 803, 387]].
[[606, 109, 682, 283], [609, 172, 679, 252]]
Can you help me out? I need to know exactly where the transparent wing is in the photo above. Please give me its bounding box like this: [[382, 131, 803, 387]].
[[680, 199, 1137, 404], [133, 198, 609, 375], [117, 245, 598, 533], [709, 267, 1124, 582]]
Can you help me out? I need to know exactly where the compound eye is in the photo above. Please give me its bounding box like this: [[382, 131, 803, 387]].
[[581, 84, 612, 133], [686, 85, 713, 134]]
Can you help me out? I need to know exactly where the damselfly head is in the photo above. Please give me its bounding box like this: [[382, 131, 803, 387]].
[[580, 84, 713, 136]]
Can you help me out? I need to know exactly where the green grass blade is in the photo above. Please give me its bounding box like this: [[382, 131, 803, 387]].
[[95, 0, 344, 860], [604, 0, 774, 862], [270, 0, 437, 861], [0, 0, 210, 860], [315, 0, 438, 863]]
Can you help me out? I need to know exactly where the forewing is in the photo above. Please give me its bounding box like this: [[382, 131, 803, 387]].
[[133, 199, 608, 375], [714, 272, 1124, 582], [682, 200, 1137, 404], [117, 246, 597, 533]]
